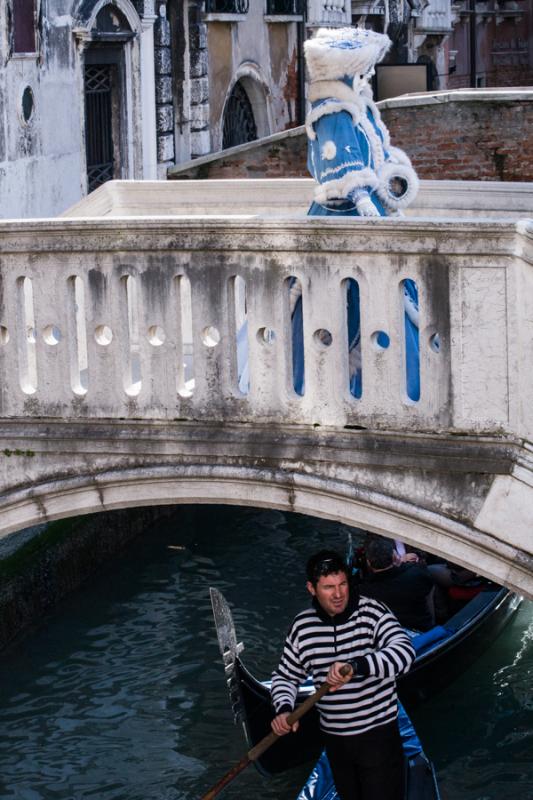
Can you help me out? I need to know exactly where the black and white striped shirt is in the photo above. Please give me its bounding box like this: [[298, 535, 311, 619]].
[[271, 593, 415, 736]]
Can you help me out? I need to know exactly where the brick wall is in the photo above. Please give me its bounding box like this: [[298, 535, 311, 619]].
[[168, 90, 533, 182]]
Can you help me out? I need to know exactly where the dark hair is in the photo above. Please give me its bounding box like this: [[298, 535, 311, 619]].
[[365, 536, 394, 570], [306, 550, 348, 586]]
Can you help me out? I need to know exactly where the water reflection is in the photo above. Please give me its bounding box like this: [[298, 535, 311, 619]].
[[0, 505, 531, 800]]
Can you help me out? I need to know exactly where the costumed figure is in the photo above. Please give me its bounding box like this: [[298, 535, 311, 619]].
[[297, 27, 421, 401]]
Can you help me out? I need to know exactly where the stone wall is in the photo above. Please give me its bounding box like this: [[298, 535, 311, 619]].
[[0, 507, 173, 651], [168, 89, 533, 182]]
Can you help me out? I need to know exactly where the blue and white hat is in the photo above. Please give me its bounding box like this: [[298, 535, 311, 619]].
[[304, 27, 391, 82]]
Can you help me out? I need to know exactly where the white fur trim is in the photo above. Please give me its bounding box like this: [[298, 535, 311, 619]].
[[321, 140, 337, 160], [308, 80, 360, 105], [320, 159, 365, 179], [314, 167, 380, 203], [304, 27, 391, 82], [306, 100, 362, 140], [376, 162, 420, 211]]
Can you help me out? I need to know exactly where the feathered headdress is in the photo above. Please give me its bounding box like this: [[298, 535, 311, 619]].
[[304, 27, 391, 82]]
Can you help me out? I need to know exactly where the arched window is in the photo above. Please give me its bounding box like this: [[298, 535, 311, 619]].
[[13, 0, 37, 54], [222, 81, 258, 150]]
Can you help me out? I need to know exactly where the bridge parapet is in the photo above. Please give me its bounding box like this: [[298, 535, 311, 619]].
[[0, 180, 532, 439]]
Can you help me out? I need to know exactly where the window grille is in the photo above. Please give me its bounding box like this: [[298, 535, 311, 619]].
[[84, 65, 115, 192], [222, 82, 257, 149], [266, 0, 303, 13], [205, 0, 250, 13]]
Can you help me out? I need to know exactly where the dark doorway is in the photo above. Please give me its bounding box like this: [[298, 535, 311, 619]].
[[222, 81, 257, 149], [84, 60, 117, 192], [83, 6, 135, 193]]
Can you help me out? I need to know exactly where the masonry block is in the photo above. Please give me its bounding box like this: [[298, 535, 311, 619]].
[[157, 132, 175, 163], [155, 47, 172, 76], [157, 104, 174, 134], [156, 76, 173, 105]]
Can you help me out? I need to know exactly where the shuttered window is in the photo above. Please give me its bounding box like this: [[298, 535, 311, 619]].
[[13, 0, 37, 54]]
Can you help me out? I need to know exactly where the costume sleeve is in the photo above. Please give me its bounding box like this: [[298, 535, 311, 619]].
[[271, 624, 308, 714], [311, 110, 380, 205], [350, 608, 415, 679]]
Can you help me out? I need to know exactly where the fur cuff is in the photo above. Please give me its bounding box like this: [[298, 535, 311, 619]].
[[376, 162, 419, 211], [314, 167, 380, 203], [387, 145, 413, 168]]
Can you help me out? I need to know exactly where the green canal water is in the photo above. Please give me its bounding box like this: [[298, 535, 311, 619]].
[[0, 505, 531, 800]]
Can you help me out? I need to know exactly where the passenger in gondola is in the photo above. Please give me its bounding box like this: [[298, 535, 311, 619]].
[[359, 536, 436, 633], [271, 550, 415, 800]]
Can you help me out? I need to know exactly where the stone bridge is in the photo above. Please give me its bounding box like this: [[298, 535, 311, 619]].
[[1, 178, 533, 597]]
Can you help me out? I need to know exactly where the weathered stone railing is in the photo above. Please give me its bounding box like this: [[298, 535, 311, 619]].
[[0, 179, 532, 439]]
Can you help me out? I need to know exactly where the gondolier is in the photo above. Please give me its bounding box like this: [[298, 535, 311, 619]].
[[271, 550, 416, 800]]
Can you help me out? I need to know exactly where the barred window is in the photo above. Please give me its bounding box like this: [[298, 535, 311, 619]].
[[13, 0, 37, 54]]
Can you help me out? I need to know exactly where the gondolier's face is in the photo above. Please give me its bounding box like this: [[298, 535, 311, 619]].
[[307, 571, 349, 616]]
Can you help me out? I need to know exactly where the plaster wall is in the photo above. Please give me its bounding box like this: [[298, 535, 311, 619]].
[[206, 8, 300, 152], [0, 1, 154, 219], [0, 3, 85, 218]]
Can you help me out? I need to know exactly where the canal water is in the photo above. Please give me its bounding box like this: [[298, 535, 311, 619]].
[[0, 505, 531, 800]]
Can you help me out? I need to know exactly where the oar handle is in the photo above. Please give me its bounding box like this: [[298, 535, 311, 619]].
[[200, 663, 352, 800], [248, 663, 351, 762]]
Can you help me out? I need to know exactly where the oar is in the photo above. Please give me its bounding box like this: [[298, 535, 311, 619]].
[[200, 664, 351, 800]]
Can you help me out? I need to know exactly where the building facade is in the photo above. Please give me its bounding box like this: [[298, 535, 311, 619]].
[[1, 0, 532, 219]]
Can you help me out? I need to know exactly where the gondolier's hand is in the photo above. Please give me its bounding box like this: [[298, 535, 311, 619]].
[[326, 661, 353, 692], [271, 712, 299, 736]]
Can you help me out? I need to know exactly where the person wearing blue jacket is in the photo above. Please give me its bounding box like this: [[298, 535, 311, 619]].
[[294, 27, 421, 401]]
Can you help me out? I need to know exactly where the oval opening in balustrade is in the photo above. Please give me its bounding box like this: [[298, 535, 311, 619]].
[[43, 325, 61, 346], [202, 326, 221, 348], [95, 325, 113, 346], [0, 326, 9, 345], [148, 325, 166, 347], [257, 327, 276, 345], [68, 276, 88, 396], [17, 277, 37, 395], [175, 274, 194, 399], [429, 332, 440, 353], [344, 278, 362, 399], [231, 275, 249, 395], [371, 331, 390, 350], [401, 278, 420, 403], [313, 329, 333, 348], [287, 276, 304, 396]]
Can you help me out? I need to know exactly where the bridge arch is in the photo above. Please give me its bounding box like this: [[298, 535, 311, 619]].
[[1, 463, 529, 597]]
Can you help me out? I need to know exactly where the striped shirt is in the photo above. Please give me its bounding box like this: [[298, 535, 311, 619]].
[[271, 593, 415, 736]]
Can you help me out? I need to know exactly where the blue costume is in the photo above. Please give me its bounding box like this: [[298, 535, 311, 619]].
[[296, 27, 421, 401]]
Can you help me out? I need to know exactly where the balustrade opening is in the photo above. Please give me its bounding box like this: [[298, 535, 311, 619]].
[[176, 275, 194, 398], [344, 278, 363, 399], [231, 276, 249, 395], [68, 276, 88, 396], [401, 279, 420, 402], [17, 277, 37, 395], [287, 277, 305, 396]]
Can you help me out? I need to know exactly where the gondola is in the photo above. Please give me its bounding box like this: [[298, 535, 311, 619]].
[[209, 579, 520, 795], [210, 587, 442, 799]]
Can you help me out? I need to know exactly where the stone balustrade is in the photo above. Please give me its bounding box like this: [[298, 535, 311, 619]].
[[416, 0, 453, 31], [0, 179, 532, 440], [307, 0, 351, 27]]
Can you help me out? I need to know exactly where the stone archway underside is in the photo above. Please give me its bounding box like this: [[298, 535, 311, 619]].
[[0, 420, 532, 598]]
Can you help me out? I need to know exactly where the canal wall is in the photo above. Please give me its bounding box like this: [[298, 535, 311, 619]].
[[0, 507, 173, 652]]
